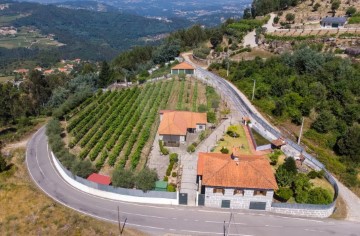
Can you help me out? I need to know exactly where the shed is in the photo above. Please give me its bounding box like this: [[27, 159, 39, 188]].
[[155, 181, 168, 191], [87, 173, 111, 185], [320, 17, 347, 28], [171, 62, 195, 75]]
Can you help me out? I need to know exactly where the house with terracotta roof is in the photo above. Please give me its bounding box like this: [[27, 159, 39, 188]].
[[158, 110, 207, 146], [197, 152, 278, 210], [171, 62, 195, 75]]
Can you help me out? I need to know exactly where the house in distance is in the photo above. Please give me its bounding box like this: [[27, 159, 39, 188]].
[[158, 110, 207, 147], [320, 17, 347, 28], [171, 62, 195, 75], [197, 152, 278, 210]]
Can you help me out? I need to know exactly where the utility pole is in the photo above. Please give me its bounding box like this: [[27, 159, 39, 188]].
[[298, 117, 305, 145], [117, 206, 121, 235], [251, 79, 256, 101], [225, 212, 233, 236]]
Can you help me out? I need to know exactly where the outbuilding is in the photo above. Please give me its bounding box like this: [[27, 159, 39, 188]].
[[320, 17, 347, 28], [158, 110, 207, 147], [171, 62, 195, 75]]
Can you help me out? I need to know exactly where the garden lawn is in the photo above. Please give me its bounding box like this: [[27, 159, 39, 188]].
[[213, 125, 251, 154]]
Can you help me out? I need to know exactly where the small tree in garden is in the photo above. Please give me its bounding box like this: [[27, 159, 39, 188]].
[[135, 167, 158, 192], [274, 16, 280, 24], [307, 187, 332, 204], [283, 157, 297, 174], [285, 13, 295, 23], [346, 6, 356, 16], [331, 0, 340, 14], [112, 168, 135, 188]]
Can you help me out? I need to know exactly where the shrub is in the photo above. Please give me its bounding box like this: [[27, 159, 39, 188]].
[[167, 184, 176, 192], [275, 165, 295, 187], [276, 187, 293, 201], [198, 104, 208, 112], [295, 190, 309, 203], [283, 157, 297, 174], [273, 16, 280, 24], [135, 167, 158, 192], [112, 168, 135, 188], [71, 160, 95, 178], [227, 125, 239, 137], [169, 153, 179, 163], [187, 144, 195, 153], [346, 6, 357, 16], [163, 176, 168, 181], [269, 150, 282, 165], [220, 147, 229, 154], [307, 187, 332, 204], [199, 131, 206, 141], [172, 172, 177, 177], [307, 170, 318, 179], [159, 140, 169, 155], [207, 111, 216, 123], [166, 162, 175, 176], [192, 142, 198, 147]]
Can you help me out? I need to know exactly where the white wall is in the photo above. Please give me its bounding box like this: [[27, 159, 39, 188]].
[[196, 124, 206, 132], [51, 152, 179, 205]]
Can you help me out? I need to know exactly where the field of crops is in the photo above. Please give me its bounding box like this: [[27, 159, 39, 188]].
[[65, 78, 206, 173]]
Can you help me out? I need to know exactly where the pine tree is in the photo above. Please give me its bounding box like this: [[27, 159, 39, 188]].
[[98, 61, 111, 88]]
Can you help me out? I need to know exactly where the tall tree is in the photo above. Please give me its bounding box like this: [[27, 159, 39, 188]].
[[98, 61, 111, 88]]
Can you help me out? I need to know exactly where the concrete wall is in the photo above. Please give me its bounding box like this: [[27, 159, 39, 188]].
[[204, 187, 273, 210], [196, 124, 206, 132], [270, 202, 335, 218], [51, 152, 179, 205]]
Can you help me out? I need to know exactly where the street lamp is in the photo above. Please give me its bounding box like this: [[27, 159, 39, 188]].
[[251, 79, 256, 101]]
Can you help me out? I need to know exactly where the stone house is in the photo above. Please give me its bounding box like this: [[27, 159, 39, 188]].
[[171, 62, 195, 75], [158, 110, 207, 147], [320, 17, 347, 28], [197, 152, 278, 210]]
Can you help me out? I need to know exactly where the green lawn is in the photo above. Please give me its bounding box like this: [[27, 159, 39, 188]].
[[213, 125, 251, 154]]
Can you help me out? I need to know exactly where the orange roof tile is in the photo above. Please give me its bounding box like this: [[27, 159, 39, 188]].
[[158, 111, 206, 136], [271, 138, 286, 147], [198, 152, 278, 190], [171, 62, 195, 70]]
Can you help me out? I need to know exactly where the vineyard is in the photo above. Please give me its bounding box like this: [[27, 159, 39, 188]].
[[63, 78, 208, 173]]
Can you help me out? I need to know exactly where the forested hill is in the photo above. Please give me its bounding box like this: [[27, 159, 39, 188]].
[[249, 0, 305, 16], [0, 1, 190, 65]]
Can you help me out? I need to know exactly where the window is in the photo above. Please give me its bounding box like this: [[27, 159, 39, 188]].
[[198, 125, 203, 129], [213, 188, 225, 195], [253, 190, 267, 196], [233, 189, 244, 196]]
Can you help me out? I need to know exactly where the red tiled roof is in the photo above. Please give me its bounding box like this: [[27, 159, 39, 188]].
[[198, 153, 278, 190], [171, 62, 195, 70], [271, 138, 286, 147], [87, 173, 111, 185], [158, 111, 207, 136]]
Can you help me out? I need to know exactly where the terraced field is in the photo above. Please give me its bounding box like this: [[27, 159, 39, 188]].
[[64, 78, 207, 173]]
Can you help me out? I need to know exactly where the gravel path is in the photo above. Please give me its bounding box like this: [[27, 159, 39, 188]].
[[334, 178, 360, 222]]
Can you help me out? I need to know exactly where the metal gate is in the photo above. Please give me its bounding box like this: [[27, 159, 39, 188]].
[[179, 193, 188, 205], [249, 202, 266, 210], [221, 200, 231, 208], [198, 194, 205, 206]]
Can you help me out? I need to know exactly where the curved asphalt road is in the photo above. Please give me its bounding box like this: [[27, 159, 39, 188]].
[[26, 126, 360, 236]]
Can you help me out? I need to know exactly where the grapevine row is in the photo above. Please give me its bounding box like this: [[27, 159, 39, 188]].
[[107, 84, 158, 166], [192, 81, 198, 111], [129, 81, 174, 169], [176, 79, 185, 110], [66, 91, 111, 132], [120, 82, 166, 168]]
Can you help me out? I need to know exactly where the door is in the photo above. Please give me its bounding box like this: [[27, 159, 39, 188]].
[[198, 194, 205, 206], [179, 193, 188, 205], [249, 201, 266, 210]]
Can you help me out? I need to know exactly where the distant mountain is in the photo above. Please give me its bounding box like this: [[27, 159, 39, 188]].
[[19, 0, 253, 26], [55, 1, 118, 12], [0, 1, 190, 67]]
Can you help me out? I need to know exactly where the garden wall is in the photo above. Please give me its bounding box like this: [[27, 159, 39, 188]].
[[51, 152, 178, 205]]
